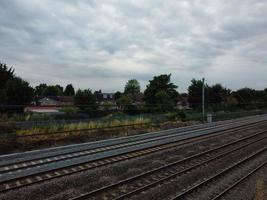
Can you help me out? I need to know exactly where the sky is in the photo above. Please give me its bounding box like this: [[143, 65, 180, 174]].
[[0, 0, 267, 93]]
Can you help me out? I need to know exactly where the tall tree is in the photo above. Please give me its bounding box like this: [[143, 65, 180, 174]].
[[233, 88, 256, 104], [5, 77, 34, 105], [75, 89, 96, 106], [75, 89, 97, 116], [208, 84, 230, 104], [55, 85, 64, 94], [264, 88, 267, 102], [64, 84, 75, 96], [34, 83, 47, 96], [43, 86, 63, 96], [187, 79, 207, 109], [0, 62, 14, 89], [114, 91, 122, 100], [124, 79, 140, 95], [0, 62, 33, 107], [144, 74, 179, 112]]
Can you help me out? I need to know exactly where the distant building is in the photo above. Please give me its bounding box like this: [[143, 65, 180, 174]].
[[37, 96, 74, 106], [96, 92, 115, 102]]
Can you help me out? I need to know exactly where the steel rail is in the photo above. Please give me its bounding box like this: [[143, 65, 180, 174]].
[[2, 114, 266, 172], [68, 130, 267, 200], [170, 147, 267, 200], [1, 122, 266, 193], [211, 161, 267, 200], [0, 115, 257, 164], [1, 118, 264, 174], [2, 114, 263, 161]]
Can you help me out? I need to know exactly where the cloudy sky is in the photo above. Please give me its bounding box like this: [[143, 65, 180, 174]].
[[0, 0, 267, 92]]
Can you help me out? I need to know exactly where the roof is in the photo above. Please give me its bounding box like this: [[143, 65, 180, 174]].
[[38, 96, 74, 103]]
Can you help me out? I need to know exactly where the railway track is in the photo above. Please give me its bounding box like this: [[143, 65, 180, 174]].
[[68, 127, 267, 200], [171, 146, 267, 200], [0, 118, 264, 175], [0, 115, 266, 196], [1, 115, 260, 164]]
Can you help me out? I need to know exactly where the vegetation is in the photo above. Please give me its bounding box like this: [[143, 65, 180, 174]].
[[75, 89, 98, 116], [187, 79, 206, 110], [16, 115, 151, 135], [42, 85, 63, 96], [144, 74, 179, 112], [187, 78, 267, 112], [0, 62, 34, 110], [124, 79, 140, 95], [64, 84, 75, 96], [1, 61, 267, 120]]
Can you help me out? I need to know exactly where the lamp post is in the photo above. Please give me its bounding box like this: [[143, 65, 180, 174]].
[[202, 78, 205, 123]]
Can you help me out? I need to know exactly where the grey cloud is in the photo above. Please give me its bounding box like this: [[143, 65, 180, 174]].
[[0, 0, 267, 92]]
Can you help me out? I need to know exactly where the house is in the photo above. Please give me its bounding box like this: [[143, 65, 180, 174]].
[[38, 97, 61, 106], [95, 92, 115, 102], [37, 96, 74, 106]]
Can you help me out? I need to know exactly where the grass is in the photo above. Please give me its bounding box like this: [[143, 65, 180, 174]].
[[16, 115, 151, 136]]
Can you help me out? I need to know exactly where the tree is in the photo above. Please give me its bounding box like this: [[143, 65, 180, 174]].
[[75, 89, 97, 116], [0, 62, 14, 89], [43, 86, 63, 96], [0, 89, 7, 104], [114, 91, 122, 101], [144, 74, 179, 112], [154, 90, 174, 111], [226, 95, 239, 111], [208, 84, 230, 104], [34, 83, 47, 96], [233, 88, 255, 105], [75, 89, 96, 105], [5, 77, 34, 105], [124, 79, 140, 95], [64, 84, 75, 96], [56, 85, 64, 94], [0, 62, 33, 109], [264, 88, 267, 102], [188, 79, 207, 109], [207, 84, 230, 111]]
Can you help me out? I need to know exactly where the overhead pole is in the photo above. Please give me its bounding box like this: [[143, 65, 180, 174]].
[[202, 78, 205, 123]]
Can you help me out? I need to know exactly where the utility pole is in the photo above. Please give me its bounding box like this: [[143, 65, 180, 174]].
[[202, 78, 205, 123]]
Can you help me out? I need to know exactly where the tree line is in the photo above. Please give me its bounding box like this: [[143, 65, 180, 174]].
[[1, 62, 267, 114]]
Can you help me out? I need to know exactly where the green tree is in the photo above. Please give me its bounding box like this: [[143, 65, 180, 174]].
[[144, 74, 179, 112], [0, 89, 7, 104], [114, 91, 122, 100], [188, 79, 207, 109], [0, 63, 33, 108], [208, 84, 230, 104], [64, 84, 75, 96], [124, 79, 140, 95], [154, 90, 174, 111], [0, 62, 14, 89], [5, 77, 34, 105], [233, 88, 255, 103], [75, 89, 97, 116], [34, 83, 47, 96], [43, 86, 63, 96], [208, 84, 231, 111], [226, 95, 239, 111], [117, 94, 140, 115], [56, 85, 64, 94], [264, 88, 267, 102]]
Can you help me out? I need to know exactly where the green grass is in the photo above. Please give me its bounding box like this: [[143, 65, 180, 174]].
[[16, 115, 151, 136]]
